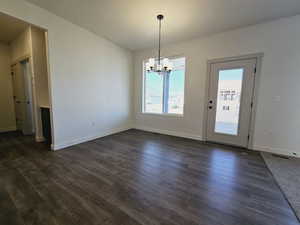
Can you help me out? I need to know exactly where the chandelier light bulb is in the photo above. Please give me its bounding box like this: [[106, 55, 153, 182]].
[[145, 62, 151, 72], [156, 64, 162, 72], [149, 58, 155, 67], [163, 58, 169, 68]]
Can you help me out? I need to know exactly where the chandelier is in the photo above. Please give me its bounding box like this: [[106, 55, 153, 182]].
[[145, 14, 173, 74]]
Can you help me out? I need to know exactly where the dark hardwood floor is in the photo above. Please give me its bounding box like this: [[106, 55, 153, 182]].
[[0, 129, 298, 225]]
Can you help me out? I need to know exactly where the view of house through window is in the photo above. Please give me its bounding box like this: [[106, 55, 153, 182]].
[[143, 57, 185, 115]]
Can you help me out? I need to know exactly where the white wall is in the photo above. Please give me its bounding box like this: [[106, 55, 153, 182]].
[[134, 15, 300, 157], [31, 26, 49, 107], [0, 0, 133, 149], [10, 27, 31, 62], [0, 42, 16, 132]]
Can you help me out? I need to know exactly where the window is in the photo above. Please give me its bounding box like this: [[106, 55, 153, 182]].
[[143, 57, 185, 115], [215, 68, 244, 135]]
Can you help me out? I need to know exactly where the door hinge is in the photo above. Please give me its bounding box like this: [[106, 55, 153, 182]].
[[248, 135, 250, 140], [250, 102, 253, 108], [11, 72, 14, 76], [254, 67, 257, 74]]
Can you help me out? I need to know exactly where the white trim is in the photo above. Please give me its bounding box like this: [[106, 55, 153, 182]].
[[140, 112, 184, 118], [135, 126, 299, 158], [253, 145, 300, 158], [36, 136, 45, 142], [135, 125, 203, 141], [247, 55, 263, 149], [0, 126, 17, 133], [44, 31, 55, 146], [52, 125, 132, 151], [207, 53, 264, 64]]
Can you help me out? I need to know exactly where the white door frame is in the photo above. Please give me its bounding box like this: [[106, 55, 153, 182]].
[[21, 59, 35, 135], [203, 53, 264, 149]]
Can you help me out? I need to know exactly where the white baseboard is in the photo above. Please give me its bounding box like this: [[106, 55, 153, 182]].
[[253, 145, 299, 158], [0, 126, 17, 133], [50, 122, 299, 158], [135, 126, 300, 158], [134, 125, 203, 141], [36, 136, 45, 142], [52, 125, 133, 151]]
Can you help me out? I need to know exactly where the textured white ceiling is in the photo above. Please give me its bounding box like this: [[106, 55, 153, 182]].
[[0, 12, 29, 43], [24, 0, 300, 50]]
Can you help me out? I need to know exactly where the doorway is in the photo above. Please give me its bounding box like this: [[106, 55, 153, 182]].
[[11, 59, 35, 135], [0, 11, 52, 147], [205, 56, 260, 148]]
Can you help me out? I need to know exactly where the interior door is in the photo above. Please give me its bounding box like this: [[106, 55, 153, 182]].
[[206, 58, 256, 147], [11, 63, 26, 131], [11, 61, 34, 135]]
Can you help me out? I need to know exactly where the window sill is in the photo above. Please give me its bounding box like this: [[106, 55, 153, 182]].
[[140, 112, 184, 118]]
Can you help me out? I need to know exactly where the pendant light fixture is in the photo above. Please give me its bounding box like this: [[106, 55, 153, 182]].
[[145, 14, 173, 74]]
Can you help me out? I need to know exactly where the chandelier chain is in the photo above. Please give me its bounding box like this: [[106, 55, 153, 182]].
[[158, 17, 161, 66]]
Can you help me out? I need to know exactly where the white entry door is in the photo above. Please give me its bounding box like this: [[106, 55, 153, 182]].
[[206, 58, 256, 147]]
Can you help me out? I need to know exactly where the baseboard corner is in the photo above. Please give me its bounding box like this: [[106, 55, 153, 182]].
[[52, 125, 132, 151]]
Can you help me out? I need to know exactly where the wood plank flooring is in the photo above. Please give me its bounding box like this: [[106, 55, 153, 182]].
[[0, 129, 299, 225]]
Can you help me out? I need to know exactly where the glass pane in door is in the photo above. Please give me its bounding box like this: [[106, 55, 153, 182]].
[[214, 68, 244, 135]]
